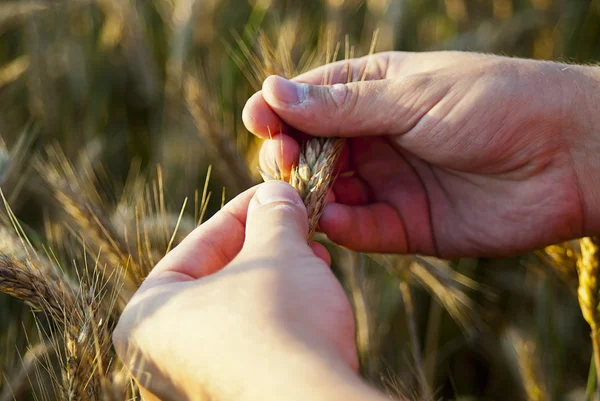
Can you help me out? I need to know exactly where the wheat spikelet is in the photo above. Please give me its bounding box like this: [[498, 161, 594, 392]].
[[291, 138, 344, 240], [59, 263, 120, 401], [260, 137, 343, 241], [61, 304, 113, 401], [63, 329, 97, 401]]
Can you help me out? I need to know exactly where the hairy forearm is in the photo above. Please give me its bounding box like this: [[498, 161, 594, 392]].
[[562, 64, 600, 234]]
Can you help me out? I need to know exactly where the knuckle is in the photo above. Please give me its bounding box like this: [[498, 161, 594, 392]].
[[325, 83, 361, 132], [261, 201, 307, 222], [325, 83, 351, 109], [253, 201, 309, 236]]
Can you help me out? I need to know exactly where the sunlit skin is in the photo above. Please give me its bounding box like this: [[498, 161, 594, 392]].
[[113, 182, 385, 401], [114, 52, 600, 401], [245, 51, 600, 258]]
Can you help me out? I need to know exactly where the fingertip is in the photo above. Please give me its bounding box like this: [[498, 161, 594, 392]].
[[243, 90, 285, 138], [310, 242, 331, 266], [263, 75, 307, 109], [244, 181, 309, 249], [262, 75, 280, 107], [259, 135, 300, 179], [320, 203, 408, 253]]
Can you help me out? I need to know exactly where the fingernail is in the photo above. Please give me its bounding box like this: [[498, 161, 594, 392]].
[[270, 76, 306, 105], [255, 181, 302, 205]]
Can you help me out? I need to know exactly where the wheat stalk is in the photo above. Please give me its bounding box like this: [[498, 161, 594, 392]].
[[577, 236, 600, 385], [503, 328, 548, 401]]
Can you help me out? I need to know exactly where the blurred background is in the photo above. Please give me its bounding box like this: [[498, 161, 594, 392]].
[[0, 0, 599, 400]]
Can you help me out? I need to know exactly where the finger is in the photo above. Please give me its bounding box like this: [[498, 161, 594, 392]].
[[310, 242, 331, 266], [262, 75, 433, 137], [259, 134, 300, 179], [241, 181, 312, 257], [291, 52, 392, 85], [259, 135, 352, 178], [242, 53, 392, 138], [319, 203, 408, 253], [146, 186, 259, 283], [331, 176, 370, 206], [243, 90, 288, 138], [350, 137, 436, 255]]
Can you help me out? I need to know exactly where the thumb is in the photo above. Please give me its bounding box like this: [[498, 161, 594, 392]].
[[262, 75, 420, 137], [242, 181, 311, 254]]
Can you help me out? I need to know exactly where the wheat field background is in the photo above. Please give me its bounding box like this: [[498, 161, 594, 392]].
[[0, 0, 599, 400]]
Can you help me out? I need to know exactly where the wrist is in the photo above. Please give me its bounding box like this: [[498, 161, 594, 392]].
[[561, 64, 600, 235], [242, 350, 387, 401], [184, 337, 388, 401]]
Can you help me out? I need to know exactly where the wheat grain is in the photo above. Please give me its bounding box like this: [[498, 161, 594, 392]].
[[260, 137, 343, 241], [288, 138, 344, 240]]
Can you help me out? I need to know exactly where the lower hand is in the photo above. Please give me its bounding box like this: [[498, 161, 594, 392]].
[[112, 182, 385, 401]]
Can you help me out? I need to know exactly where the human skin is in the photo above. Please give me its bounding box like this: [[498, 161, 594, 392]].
[[113, 181, 389, 401], [114, 52, 600, 400], [244, 51, 600, 258]]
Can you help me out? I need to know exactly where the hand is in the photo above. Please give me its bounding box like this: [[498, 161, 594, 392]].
[[243, 51, 600, 257], [112, 182, 385, 401]]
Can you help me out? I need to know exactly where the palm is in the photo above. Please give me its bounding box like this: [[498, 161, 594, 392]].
[[339, 135, 581, 257]]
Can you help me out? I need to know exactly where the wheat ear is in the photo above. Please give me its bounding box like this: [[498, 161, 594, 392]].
[[291, 138, 344, 240], [577, 236, 600, 384], [261, 137, 343, 241], [0, 255, 76, 325]]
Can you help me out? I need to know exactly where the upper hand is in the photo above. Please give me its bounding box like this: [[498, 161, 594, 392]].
[[243, 51, 600, 257]]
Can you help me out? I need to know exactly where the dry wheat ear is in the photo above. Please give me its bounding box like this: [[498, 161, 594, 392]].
[[260, 137, 344, 242]]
